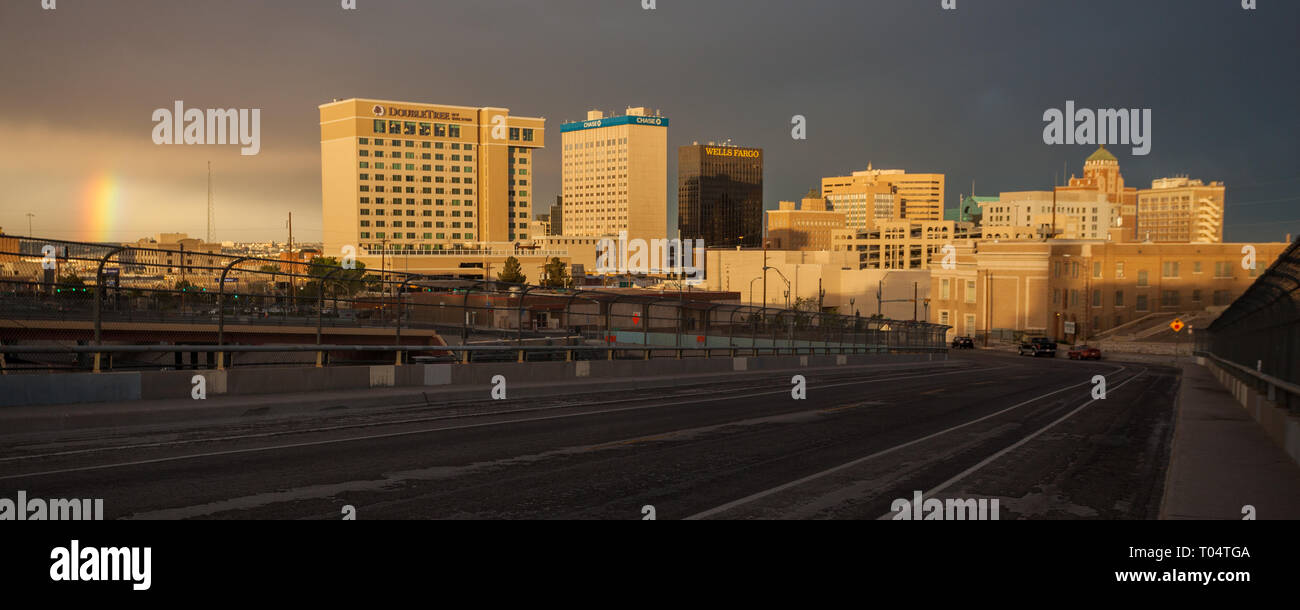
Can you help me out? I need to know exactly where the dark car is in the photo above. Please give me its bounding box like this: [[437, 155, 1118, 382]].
[[1018, 337, 1057, 357], [951, 336, 975, 349], [1067, 345, 1102, 360]]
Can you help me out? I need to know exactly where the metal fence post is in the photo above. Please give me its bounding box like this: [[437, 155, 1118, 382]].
[[92, 247, 125, 373]]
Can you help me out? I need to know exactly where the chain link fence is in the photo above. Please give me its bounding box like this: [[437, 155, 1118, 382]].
[[0, 236, 950, 374], [1199, 236, 1300, 412]]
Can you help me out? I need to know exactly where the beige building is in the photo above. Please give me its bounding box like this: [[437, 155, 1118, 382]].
[[319, 98, 545, 271], [833, 220, 977, 270], [1055, 146, 1138, 239], [561, 107, 668, 243], [1136, 177, 1225, 243], [979, 190, 1118, 240], [120, 233, 224, 276], [821, 165, 946, 229], [704, 248, 930, 318], [766, 192, 847, 251], [929, 239, 1288, 342]]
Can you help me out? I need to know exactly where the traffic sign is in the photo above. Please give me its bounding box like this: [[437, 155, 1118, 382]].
[[1170, 319, 1185, 333]]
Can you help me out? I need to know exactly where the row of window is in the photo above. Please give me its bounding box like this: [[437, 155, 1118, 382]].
[[359, 137, 473, 150], [370, 121, 535, 142], [1056, 260, 1246, 281]]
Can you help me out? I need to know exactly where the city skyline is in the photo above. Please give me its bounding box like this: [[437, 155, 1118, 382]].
[[1, 0, 1297, 244]]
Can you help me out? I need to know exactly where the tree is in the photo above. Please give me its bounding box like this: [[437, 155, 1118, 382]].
[[540, 257, 570, 288], [304, 256, 368, 298], [497, 256, 527, 284]]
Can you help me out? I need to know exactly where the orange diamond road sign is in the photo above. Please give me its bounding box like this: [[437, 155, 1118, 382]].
[[1170, 319, 1185, 333]]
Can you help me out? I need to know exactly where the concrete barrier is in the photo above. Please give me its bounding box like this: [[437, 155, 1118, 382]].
[[0, 351, 946, 408], [1201, 359, 1300, 466]]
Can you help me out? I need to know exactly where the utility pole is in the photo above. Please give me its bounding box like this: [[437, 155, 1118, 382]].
[[913, 282, 918, 321], [762, 241, 768, 308]]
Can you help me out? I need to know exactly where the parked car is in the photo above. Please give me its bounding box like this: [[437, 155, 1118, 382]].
[[951, 336, 975, 349], [1018, 337, 1057, 357], [1067, 345, 1102, 360]]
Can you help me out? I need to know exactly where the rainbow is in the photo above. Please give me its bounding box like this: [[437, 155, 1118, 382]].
[[79, 171, 123, 243]]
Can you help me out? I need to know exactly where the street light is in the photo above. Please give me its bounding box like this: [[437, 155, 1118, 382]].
[[877, 270, 896, 317]]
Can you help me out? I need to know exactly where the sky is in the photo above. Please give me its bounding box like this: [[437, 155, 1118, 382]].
[[0, 0, 1296, 244]]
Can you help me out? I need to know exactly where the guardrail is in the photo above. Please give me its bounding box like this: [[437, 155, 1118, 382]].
[[0, 341, 946, 374]]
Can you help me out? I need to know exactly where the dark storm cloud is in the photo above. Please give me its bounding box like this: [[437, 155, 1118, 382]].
[[0, 0, 1295, 242]]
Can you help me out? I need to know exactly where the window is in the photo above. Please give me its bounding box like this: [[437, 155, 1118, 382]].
[[1093, 262, 1102, 278], [939, 310, 950, 325], [1193, 261, 1202, 274], [965, 280, 976, 304], [1115, 262, 1124, 279], [1161, 290, 1180, 307], [1162, 261, 1179, 278], [940, 279, 950, 300], [1092, 290, 1101, 307], [1136, 295, 1149, 311], [1214, 261, 1231, 278], [1137, 270, 1148, 287], [1113, 290, 1124, 307]]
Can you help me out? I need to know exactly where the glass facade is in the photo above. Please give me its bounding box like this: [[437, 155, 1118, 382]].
[[677, 144, 763, 248]]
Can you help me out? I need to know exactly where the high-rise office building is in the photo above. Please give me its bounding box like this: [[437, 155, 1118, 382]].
[[677, 142, 763, 247], [1136, 177, 1225, 243], [821, 165, 946, 230], [560, 107, 668, 243], [319, 98, 544, 259], [548, 195, 563, 236]]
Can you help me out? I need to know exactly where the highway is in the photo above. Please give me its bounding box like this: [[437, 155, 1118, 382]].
[[0, 351, 1180, 520]]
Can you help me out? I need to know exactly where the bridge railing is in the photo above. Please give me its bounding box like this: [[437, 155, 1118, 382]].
[[1197, 236, 1300, 413], [0, 236, 950, 373]]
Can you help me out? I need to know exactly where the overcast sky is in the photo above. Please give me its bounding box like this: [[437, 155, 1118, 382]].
[[1, 0, 1296, 244]]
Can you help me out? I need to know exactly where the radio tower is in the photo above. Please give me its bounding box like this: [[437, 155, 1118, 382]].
[[206, 161, 214, 243]]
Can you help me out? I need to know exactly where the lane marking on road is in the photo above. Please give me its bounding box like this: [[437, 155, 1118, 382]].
[[875, 367, 1148, 520], [683, 364, 1129, 520], [0, 363, 990, 465], [0, 365, 1014, 482]]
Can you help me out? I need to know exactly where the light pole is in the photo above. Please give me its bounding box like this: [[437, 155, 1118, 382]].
[[877, 270, 895, 317], [748, 276, 762, 307], [25, 213, 35, 237]]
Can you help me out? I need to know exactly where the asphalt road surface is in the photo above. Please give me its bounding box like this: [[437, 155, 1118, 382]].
[[0, 351, 1180, 519]]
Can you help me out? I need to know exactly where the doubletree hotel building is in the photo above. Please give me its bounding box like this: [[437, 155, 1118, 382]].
[[677, 143, 764, 248], [319, 98, 545, 263]]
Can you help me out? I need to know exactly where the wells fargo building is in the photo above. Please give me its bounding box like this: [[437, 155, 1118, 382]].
[[319, 98, 545, 262], [678, 143, 764, 248]]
